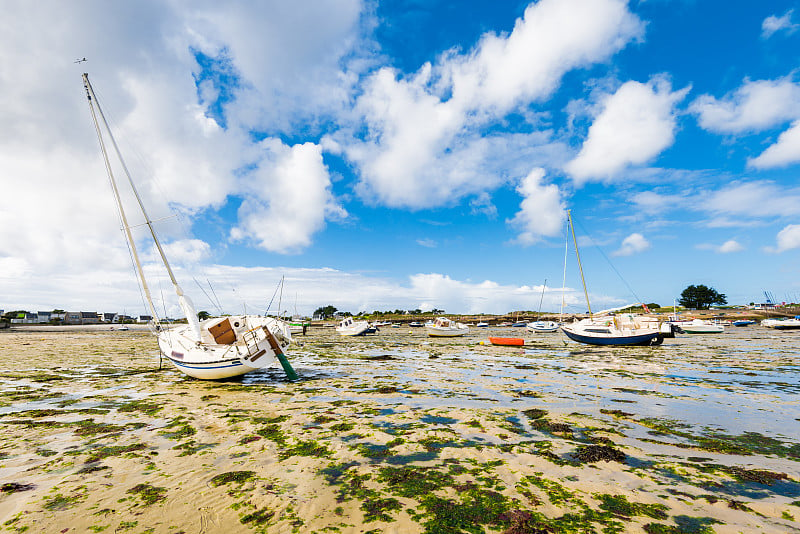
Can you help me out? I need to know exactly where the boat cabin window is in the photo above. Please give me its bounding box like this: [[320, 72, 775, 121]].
[[585, 328, 611, 334]]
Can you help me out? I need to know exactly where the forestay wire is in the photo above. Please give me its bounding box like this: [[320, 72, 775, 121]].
[[571, 215, 647, 308]]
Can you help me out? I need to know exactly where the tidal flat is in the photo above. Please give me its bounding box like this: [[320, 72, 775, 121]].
[[0, 326, 798, 533]]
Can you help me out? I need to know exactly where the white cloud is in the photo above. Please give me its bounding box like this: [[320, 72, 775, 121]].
[[0, 261, 592, 318], [705, 180, 800, 218], [762, 9, 798, 39], [231, 140, 346, 254], [630, 190, 688, 214], [770, 224, 800, 253], [748, 120, 800, 169], [343, 0, 643, 208], [416, 238, 437, 248], [0, 0, 366, 300], [690, 77, 800, 134], [161, 239, 212, 265], [613, 233, 650, 256], [565, 77, 689, 184], [717, 240, 744, 253], [507, 168, 565, 245], [407, 273, 583, 315]]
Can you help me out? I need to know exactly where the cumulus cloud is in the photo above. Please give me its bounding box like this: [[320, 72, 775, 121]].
[[231, 140, 346, 253], [690, 77, 800, 134], [630, 190, 688, 215], [161, 239, 212, 265], [748, 120, 800, 169], [408, 273, 584, 315], [344, 0, 643, 208], [705, 180, 800, 218], [697, 240, 744, 253], [0, 0, 364, 299], [507, 168, 565, 245], [762, 9, 798, 39], [768, 224, 800, 253], [565, 77, 689, 184], [613, 233, 650, 256], [717, 239, 744, 253]]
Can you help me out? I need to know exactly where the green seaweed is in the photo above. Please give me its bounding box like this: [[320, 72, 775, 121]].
[[240, 507, 275, 526], [596, 494, 668, 519], [279, 439, 332, 460], [210, 471, 257, 487], [126, 483, 167, 505]]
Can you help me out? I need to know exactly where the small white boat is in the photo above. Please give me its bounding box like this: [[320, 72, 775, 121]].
[[336, 317, 372, 336], [526, 320, 559, 333], [426, 317, 469, 337], [763, 316, 800, 330], [681, 319, 725, 334], [774, 317, 800, 330], [475, 322, 490, 328]]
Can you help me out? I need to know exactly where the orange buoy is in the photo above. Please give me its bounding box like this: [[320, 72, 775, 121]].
[[488, 337, 525, 346]]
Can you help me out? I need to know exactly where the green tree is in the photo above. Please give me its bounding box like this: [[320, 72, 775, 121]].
[[313, 305, 338, 319], [198, 310, 211, 321], [678, 285, 727, 310]]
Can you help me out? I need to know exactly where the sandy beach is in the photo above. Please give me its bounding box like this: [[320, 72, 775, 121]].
[[1, 325, 799, 533]]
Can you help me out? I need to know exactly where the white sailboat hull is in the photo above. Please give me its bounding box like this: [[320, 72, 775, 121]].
[[425, 317, 469, 337], [158, 315, 291, 380], [526, 321, 559, 333]]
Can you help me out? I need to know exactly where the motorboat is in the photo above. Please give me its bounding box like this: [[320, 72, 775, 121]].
[[762, 317, 800, 329], [336, 317, 372, 336], [426, 317, 469, 337], [771, 316, 800, 330], [681, 319, 725, 334]]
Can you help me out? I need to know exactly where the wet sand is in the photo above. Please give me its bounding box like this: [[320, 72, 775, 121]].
[[1, 326, 798, 533]]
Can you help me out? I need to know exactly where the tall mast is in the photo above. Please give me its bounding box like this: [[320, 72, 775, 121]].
[[568, 210, 592, 315], [537, 279, 547, 320], [83, 73, 201, 340], [82, 73, 160, 327]]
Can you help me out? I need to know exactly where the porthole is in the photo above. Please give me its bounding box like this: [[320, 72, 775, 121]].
[[233, 321, 240, 328]]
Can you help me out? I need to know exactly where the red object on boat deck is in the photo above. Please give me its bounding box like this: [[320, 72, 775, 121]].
[[488, 337, 525, 346]]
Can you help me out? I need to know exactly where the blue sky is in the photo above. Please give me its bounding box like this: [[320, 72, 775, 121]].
[[1, 0, 800, 317]]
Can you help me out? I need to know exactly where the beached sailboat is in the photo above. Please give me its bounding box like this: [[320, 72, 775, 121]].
[[560, 211, 674, 346], [527, 279, 558, 333], [426, 317, 469, 337], [83, 73, 296, 380]]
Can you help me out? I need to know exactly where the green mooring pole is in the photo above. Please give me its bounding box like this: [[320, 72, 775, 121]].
[[276, 352, 298, 381]]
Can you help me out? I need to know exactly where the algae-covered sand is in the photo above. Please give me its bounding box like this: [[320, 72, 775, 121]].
[[1, 326, 799, 533]]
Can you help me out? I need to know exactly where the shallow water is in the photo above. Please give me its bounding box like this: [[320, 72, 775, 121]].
[[275, 326, 800, 440]]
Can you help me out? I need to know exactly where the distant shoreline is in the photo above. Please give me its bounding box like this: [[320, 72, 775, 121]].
[[4, 324, 152, 332]]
